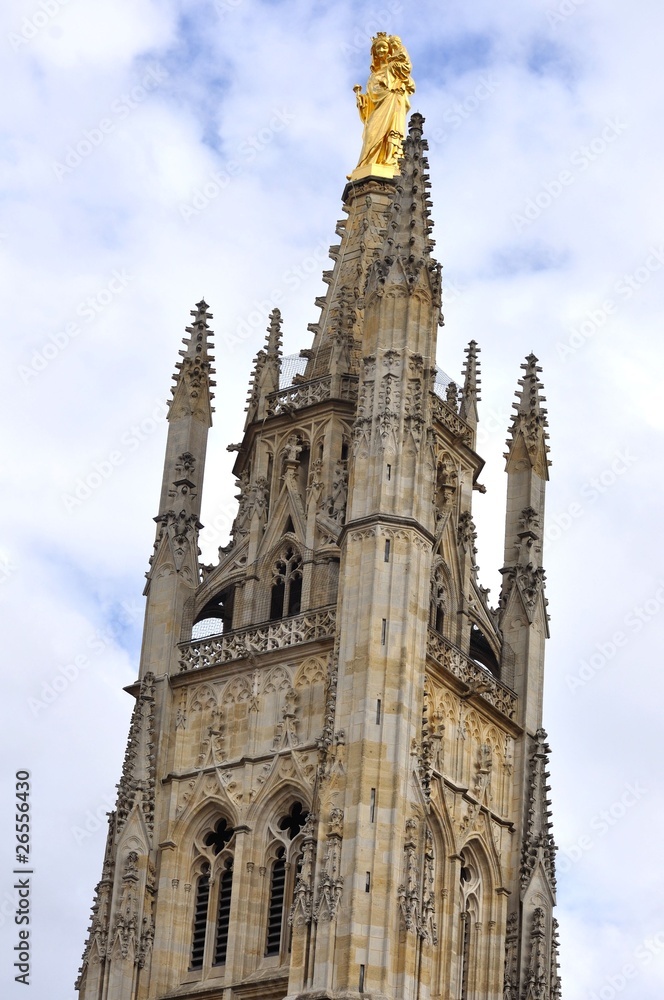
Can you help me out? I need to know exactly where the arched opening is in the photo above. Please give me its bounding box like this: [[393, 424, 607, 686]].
[[188, 818, 236, 973], [456, 844, 486, 1000], [192, 585, 236, 640], [297, 444, 310, 500], [469, 624, 500, 677], [264, 801, 309, 959], [269, 547, 303, 620]]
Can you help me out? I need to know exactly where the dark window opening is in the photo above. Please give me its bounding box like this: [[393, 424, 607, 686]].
[[213, 858, 234, 965], [193, 585, 235, 639], [269, 547, 303, 621], [288, 573, 302, 615], [190, 868, 210, 970], [204, 818, 235, 855], [298, 446, 310, 498], [278, 801, 309, 840], [266, 847, 286, 956], [469, 624, 500, 677], [460, 911, 471, 1000], [270, 578, 286, 620]]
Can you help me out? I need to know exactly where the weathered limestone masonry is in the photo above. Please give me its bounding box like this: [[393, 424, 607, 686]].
[[77, 115, 561, 1000]]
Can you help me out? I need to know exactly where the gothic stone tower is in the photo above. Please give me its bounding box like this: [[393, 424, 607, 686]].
[[77, 114, 561, 1000]]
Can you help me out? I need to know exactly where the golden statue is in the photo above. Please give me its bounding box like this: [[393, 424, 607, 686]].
[[350, 33, 415, 181]]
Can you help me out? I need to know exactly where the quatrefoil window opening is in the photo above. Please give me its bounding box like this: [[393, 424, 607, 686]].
[[203, 817, 235, 855], [278, 801, 309, 840]]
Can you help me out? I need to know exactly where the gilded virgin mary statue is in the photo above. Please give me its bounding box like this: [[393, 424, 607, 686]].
[[349, 33, 415, 180]]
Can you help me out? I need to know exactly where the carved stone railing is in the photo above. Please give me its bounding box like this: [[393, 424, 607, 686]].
[[179, 606, 337, 672], [430, 393, 473, 446], [267, 375, 358, 416], [426, 629, 518, 721]]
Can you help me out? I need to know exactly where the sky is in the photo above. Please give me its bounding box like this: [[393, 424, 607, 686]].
[[1, 0, 663, 997]]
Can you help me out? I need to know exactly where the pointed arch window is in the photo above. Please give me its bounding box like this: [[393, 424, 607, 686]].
[[266, 847, 287, 956], [459, 906, 471, 1000], [188, 819, 236, 974], [213, 858, 234, 965], [264, 802, 309, 959], [190, 865, 211, 970], [192, 585, 235, 640], [457, 849, 481, 1000], [269, 547, 303, 620]]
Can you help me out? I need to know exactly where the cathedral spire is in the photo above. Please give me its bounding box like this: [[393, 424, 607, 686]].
[[500, 354, 551, 728], [142, 302, 215, 677], [459, 339, 481, 429], [79, 36, 563, 1000], [159, 299, 215, 513]]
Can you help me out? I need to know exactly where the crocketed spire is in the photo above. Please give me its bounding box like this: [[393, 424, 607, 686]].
[[459, 339, 481, 428], [169, 299, 216, 425], [364, 113, 441, 312], [504, 354, 551, 480]]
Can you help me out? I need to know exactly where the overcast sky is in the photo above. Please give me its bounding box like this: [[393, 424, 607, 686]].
[[2, 1, 663, 997]]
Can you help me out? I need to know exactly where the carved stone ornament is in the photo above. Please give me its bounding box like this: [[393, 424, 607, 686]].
[[522, 907, 549, 1000], [520, 729, 557, 893], [314, 818, 344, 922], [290, 815, 317, 927], [319, 462, 348, 523], [503, 911, 519, 1000], [116, 673, 156, 836]]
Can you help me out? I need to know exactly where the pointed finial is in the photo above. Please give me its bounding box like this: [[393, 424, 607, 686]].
[[459, 340, 481, 428], [169, 300, 215, 418], [408, 111, 425, 141], [265, 308, 283, 358], [504, 354, 550, 478], [244, 308, 283, 427]]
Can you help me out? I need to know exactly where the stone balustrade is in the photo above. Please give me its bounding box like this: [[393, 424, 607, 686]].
[[267, 375, 358, 415], [179, 606, 337, 672], [426, 628, 518, 720]]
